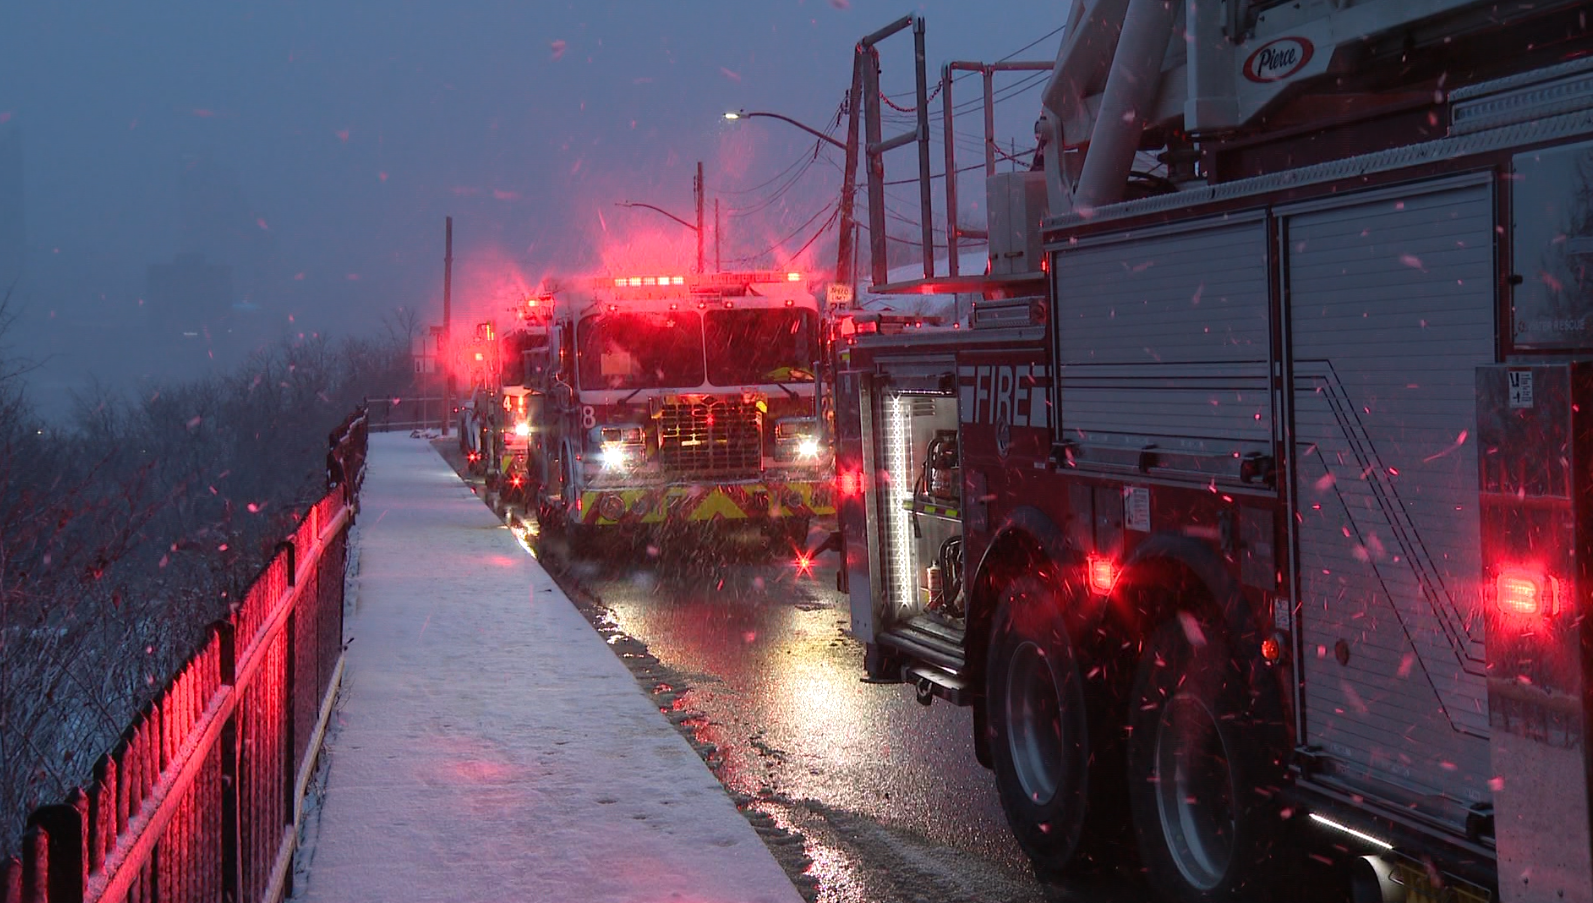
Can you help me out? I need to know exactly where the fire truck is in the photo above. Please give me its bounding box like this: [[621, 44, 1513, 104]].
[[836, 3, 1593, 902], [454, 297, 554, 498], [529, 270, 833, 553]]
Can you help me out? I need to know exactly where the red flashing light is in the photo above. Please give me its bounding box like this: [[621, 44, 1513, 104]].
[[1496, 568, 1555, 617], [1087, 556, 1118, 594], [1260, 636, 1282, 663], [705, 414, 715, 426], [607, 304, 619, 312], [837, 471, 862, 497], [794, 553, 813, 575], [787, 272, 801, 282], [510, 475, 524, 487], [723, 300, 734, 309]]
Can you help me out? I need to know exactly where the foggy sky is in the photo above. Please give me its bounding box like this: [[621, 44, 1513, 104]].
[[0, 1, 1065, 409]]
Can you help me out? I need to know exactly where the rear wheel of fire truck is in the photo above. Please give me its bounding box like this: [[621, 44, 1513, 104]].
[[985, 574, 1100, 878], [1127, 613, 1279, 903]]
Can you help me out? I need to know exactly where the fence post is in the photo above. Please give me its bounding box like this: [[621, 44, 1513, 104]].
[[18, 824, 45, 903], [277, 541, 297, 589], [1, 856, 19, 903], [87, 754, 114, 877], [216, 618, 242, 902], [27, 790, 87, 903]]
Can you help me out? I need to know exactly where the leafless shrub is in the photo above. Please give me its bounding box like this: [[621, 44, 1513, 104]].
[[0, 312, 413, 860]]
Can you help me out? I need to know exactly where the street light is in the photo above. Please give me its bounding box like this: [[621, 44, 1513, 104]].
[[725, 105, 859, 292], [614, 161, 707, 272], [725, 110, 846, 150]]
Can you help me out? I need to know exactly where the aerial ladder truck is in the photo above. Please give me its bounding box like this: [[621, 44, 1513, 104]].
[[834, 3, 1593, 901]]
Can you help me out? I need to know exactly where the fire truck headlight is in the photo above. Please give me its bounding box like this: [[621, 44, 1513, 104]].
[[599, 443, 631, 471], [774, 417, 824, 462], [591, 423, 646, 471], [513, 421, 532, 438]]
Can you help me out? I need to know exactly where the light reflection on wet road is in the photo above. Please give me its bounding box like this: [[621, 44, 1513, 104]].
[[556, 537, 1046, 895]]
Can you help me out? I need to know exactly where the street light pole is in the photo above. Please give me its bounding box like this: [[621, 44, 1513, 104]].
[[442, 216, 453, 437], [725, 110, 846, 150], [615, 163, 706, 273], [725, 106, 858, 289]]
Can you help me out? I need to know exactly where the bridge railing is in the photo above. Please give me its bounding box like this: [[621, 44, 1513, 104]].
[[362, 395, 447, 433], [2, 407, 369, 903]]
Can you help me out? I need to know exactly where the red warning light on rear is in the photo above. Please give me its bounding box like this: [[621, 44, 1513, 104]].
[[837, 471, 862, 496], [1087, 556, 1118, 594], [1496, 568, 1555, 617]]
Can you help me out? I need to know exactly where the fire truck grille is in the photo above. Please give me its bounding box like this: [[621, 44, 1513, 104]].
[[658, 401, 762, 475]]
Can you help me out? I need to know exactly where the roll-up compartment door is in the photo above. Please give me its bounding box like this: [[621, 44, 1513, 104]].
[[1052, 217, 1271, 484], [1287, 177, 1495, 813]]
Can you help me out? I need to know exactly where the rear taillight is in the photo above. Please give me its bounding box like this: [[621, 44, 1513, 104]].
[[837, 471, 862, 497], [1087, 555, 1118, 594], [1495, 567, 1559, 617]]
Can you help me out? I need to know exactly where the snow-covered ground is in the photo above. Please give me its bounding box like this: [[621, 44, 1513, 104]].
[[292, 433, 803, 903]]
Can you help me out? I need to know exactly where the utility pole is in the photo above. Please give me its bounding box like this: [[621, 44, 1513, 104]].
[[442, 216, 453, 437], [694, 161, 705, 274], [836, 51, 864, 292]]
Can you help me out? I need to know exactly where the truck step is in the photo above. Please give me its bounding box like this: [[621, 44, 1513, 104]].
[[880, 620, 965, 673]]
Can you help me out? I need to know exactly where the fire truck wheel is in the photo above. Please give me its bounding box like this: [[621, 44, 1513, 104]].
[[1127, 613, 1277, 903], [985, 574, 1096, 877]]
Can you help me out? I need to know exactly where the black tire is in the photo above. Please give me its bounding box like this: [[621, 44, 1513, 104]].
[[985, 574, 1097, 876], [1127, 613, 1281, 903]]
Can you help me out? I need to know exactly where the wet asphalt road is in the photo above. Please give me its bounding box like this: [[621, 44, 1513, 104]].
[[536, 529, 1144, 903]]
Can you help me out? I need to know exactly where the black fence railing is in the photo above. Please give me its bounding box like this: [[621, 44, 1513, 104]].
[[1, 408, 369, 903], [362, 395, 447, 434]]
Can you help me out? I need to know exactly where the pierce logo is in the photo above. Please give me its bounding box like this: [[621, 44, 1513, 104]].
[[1243, 37, 1313, 83]]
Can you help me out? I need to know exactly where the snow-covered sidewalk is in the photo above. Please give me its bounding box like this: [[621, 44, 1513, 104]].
[[294, 433, 804, 903]]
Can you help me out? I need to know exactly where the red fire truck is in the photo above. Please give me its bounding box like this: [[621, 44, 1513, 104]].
[[836, 3, 1593, 902], [530, 270, 833, 553]]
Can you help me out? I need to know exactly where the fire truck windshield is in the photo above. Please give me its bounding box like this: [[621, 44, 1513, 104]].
[[577, 311, 706, 390], [704, 308, 818, 386]]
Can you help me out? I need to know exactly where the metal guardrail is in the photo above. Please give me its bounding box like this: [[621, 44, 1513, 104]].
[[362, 395, 447, 434], [1, 408, 369, 903]]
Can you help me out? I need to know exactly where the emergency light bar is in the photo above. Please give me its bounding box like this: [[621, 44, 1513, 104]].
[[595, 271, 803, 291]]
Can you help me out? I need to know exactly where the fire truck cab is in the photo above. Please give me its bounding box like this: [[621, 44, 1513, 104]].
[[531, 271, 834, 553]]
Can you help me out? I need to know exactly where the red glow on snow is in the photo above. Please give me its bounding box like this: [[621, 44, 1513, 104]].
[[256, 217, 270, 231], [191, 108, 216, 118], [549, 39, 566, 61], [0, 111, 12, 124]]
